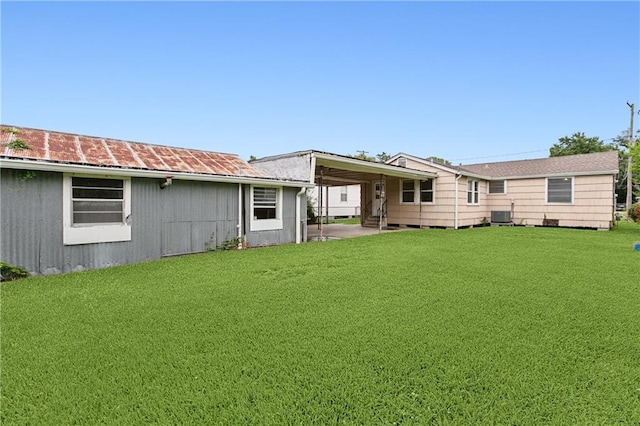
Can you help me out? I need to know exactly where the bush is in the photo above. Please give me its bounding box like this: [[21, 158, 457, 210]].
[[0, 261, 30, 282], [628, 203, 640, 223], [306, 195, 317, 224]]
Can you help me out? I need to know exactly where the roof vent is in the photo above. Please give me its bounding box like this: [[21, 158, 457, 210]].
[[398, 157, 407, 168]]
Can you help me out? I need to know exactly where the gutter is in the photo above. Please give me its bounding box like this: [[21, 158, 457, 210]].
[[0, 158, 314, 188], [238, 184, 243, 249], [454, 173, 462, 229], [295, 186, 307, 244]]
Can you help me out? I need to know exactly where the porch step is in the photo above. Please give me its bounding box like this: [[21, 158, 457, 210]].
[[362, 217, 381, 228]]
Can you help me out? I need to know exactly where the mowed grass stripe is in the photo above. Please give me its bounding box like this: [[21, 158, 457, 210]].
[[2, 224, 639, 424]]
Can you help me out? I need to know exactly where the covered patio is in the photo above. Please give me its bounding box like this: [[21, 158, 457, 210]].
[[251, 150, 437, 239]]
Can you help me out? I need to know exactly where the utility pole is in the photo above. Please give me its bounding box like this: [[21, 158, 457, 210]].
[[626, 101, 635, 209]]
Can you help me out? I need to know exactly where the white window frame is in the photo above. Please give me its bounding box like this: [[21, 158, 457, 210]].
[[250, 185, 283, 231], [467, 179, 479, 205], [546, 177, 573, 204], [419, 179, 435, 204], [488, 180, 507, 195], [63, 174, 131, 245], [400, 179, 416, 204], [400, 179, 435, 205], [340, 186, 348, 202]]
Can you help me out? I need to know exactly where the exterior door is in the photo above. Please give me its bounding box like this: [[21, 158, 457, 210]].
[[372, 181, 385, 217]]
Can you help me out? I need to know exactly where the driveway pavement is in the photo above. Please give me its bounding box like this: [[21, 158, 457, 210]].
[[306, 223, 412, 241]]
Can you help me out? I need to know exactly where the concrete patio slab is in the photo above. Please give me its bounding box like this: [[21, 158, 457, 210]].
[[306, 223, 414, 241]]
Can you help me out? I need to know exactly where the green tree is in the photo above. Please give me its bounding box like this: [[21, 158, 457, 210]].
[[426, 156, 452, 166], [549, 132, 615, 157], [376, 152, 391, 162], [612, 129, 640, 203], [349, 151, 391, 162]]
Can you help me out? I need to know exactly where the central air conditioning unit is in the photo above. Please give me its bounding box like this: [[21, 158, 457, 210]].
[[491, 211, 511, 224]]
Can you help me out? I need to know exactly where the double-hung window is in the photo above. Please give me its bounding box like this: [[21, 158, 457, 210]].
[[467, 179, 479, 204], [251, 186, 283, 231], [340, 186, 348, 202], [401, 180, 415, 203], [547, 177, 573, 204], [63, 174, 131, 245], [420, 180, 434, 203], [401, 179, 435, 204]]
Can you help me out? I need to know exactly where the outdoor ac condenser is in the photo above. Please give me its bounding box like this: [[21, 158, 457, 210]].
[[491, 211, 511, 224]]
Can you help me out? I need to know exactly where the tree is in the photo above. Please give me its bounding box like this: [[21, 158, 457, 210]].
[[349, 151, 391, 162], [426, 156, 452, 166], [376, 152, 391, 162], [549, 132, 615, 157], [612, 129, 640, 204]]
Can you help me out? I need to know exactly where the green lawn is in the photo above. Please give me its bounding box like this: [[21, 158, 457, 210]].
[[2, 223, 640, 424], [328, 217, 361, 225]]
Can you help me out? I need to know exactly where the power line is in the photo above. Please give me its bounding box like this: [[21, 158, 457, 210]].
[[451, 149, 548, 162], [450, 133, 633, 163]]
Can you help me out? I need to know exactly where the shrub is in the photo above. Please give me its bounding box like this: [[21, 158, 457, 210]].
[[0, 261, 30, 282], [628, 203, 640, 223], [306, 195, 317, 224]]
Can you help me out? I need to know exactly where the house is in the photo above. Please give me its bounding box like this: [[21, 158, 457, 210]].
[[385, 151, 619, 230], [0, 125, 311, 276], [253, 150, 619, 231], [309, 185, 361, 219]]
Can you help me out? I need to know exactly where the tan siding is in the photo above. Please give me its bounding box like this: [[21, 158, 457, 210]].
[[485, 175, 614, 228]]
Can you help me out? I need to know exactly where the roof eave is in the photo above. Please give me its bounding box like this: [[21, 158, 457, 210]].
[[0, 158, 314, 187], [312, 152, 437, 179]]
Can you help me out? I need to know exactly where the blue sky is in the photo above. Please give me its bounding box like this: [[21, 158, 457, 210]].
[[2, 1, 638, 164]]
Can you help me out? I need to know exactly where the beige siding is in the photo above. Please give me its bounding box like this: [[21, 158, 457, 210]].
[[488, 175, 614, 229], [386, 159, 615, 229], [386, 172, 492, 228]]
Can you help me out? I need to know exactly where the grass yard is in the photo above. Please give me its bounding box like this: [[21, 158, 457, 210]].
[[2, 223, 640, 424], [328, 217, 362, 225]]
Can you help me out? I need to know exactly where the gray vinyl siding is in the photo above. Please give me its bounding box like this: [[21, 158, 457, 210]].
[[0, 169, 240, 275]]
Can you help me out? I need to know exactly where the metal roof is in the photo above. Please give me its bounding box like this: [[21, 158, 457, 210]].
[[0, 125, 284, 182]]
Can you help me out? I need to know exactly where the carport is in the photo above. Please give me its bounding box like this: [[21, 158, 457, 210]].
[[251, 150, 437, 239]]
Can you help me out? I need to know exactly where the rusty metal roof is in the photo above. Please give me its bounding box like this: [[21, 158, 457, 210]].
[[0, 125, 266, 178]]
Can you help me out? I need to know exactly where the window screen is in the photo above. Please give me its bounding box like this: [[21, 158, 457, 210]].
[[72, 177, 124, 225]]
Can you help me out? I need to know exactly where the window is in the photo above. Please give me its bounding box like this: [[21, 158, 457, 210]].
[[401, 180, 415, 203], [547, 177, 573, 203], [420, 180, 434, 203], [63, 175, 131, 245], [251, 186, 283, 231], [467, 179, 479, 204], [340, 186, 348, 202], [401, 179, 434, 204], [72, 177, 124, 224], [253, 187, 277, 219], [488, 180, 506, 194]]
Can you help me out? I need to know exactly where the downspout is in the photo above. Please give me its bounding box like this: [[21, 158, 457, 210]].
[[295, 186, 306, 244], [454, 174, 462, 229], [238, 183, 243, 249]]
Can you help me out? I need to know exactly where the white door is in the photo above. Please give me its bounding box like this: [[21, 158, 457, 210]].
[[372, 181, 385, 216]]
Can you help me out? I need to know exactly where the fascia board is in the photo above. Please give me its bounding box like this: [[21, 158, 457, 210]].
[[0, 158, 314, 188], [312, 152, 437, 179]]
